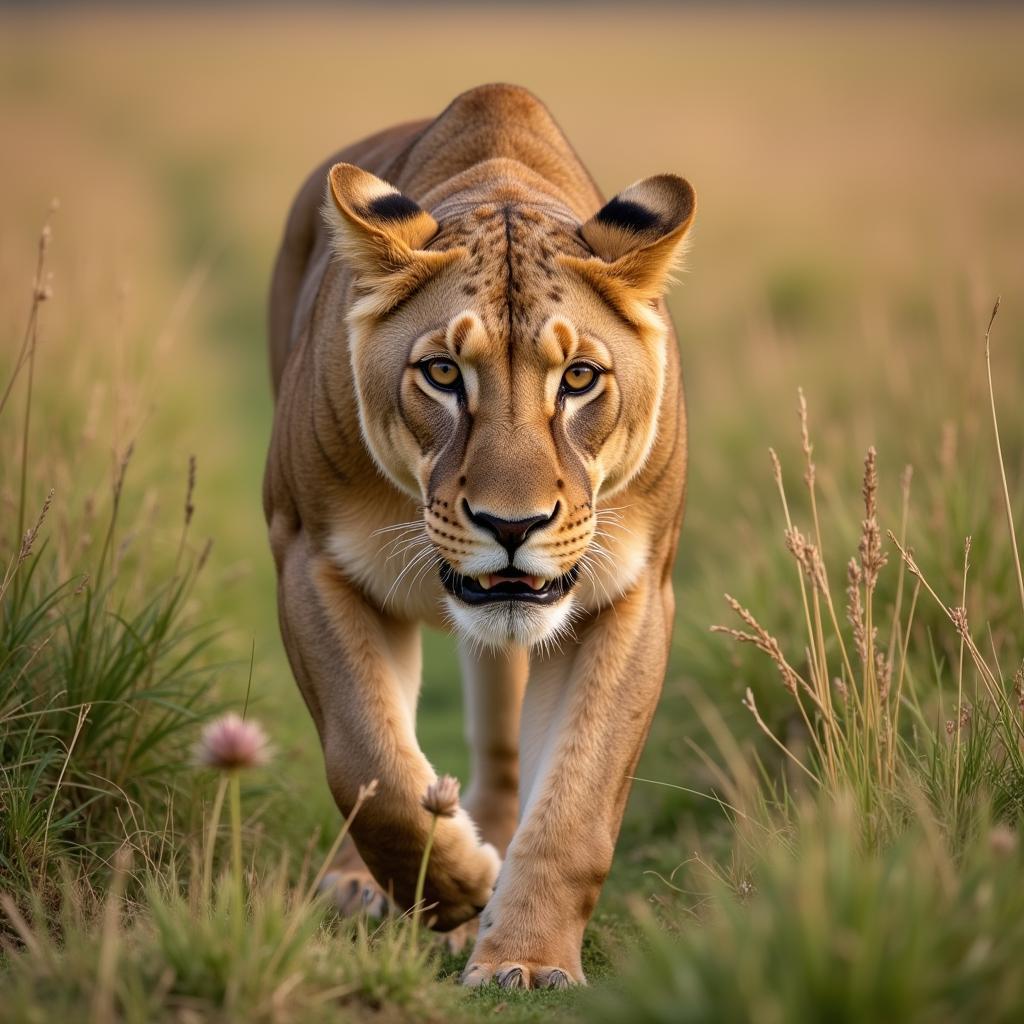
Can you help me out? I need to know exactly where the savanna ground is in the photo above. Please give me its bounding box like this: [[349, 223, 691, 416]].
[[3, 5, 1024, 1022]]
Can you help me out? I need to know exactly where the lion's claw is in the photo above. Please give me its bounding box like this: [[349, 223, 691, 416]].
[[461, 959, 583, 990]]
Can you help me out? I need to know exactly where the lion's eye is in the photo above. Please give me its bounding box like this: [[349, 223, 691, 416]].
[[561, 364, 598, 394], [422, 359, 462, 391]]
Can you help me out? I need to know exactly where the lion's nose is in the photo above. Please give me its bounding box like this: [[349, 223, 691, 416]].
[[463, 500, 559, 557]]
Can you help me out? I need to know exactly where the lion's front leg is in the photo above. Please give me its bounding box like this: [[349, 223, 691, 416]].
[[462, 575, 671, 988], [277, 528, 499, 930]]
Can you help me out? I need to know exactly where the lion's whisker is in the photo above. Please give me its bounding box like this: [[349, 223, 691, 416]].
[[370, 516, 427, 539], [383, 545, 437, 608], [386, 534, 431, 562]]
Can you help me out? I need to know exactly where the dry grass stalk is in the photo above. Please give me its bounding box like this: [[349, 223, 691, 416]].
[[793, 396, 860, 742], [886, 464, 914, 672], [713, 593, 837, 786], [0, 488, 56, 605], [712, 595, 803, 698], [952, 535, 972, 816], [741, 688, 817, 783], [716, 398, 940, 801], [185, 454, 197, 526], [0, 201, 58, 420], [768, 445, 817, 666], [888, 530, 1024, 745], [984, 298, 1024, 618]]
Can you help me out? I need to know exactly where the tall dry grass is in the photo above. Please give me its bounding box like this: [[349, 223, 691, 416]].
[[590, 301, 1024, 1022], [0, 211, 223, 921]]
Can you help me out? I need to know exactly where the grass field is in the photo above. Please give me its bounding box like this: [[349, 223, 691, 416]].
[[3, 4, 1024, 1021]]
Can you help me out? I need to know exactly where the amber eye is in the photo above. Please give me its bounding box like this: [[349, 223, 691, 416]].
[[561, 364, 599, 394], [422, 358, 462, 391]]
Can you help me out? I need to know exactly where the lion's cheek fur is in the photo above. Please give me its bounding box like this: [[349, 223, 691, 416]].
[[346, 318, 427, 499]]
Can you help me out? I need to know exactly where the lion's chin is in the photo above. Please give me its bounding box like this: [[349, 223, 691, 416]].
[[444, 594, 577, 651]]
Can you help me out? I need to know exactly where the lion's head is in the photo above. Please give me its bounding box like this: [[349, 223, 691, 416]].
[[324, 160, 694, 647]]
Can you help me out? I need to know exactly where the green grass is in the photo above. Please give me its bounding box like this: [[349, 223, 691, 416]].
[[587, 800, 1024, 1024], [3, 861, 455, 1024]]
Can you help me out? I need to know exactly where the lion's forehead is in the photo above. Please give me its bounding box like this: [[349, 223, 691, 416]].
[[429, 203, 592, 340]]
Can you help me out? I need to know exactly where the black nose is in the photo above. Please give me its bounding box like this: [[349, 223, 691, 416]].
[[464, 501, 559, 556]]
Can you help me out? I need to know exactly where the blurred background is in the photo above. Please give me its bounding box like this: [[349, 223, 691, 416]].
[[2, 1, 1023, 903]]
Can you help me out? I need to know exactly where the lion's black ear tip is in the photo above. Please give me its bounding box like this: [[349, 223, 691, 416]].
[[594, 196, 661, 234], [584, 174, 696, 260], [365, 192, 422, 223]]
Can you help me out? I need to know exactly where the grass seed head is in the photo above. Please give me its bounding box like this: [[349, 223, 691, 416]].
[[421, 774, 460, 818], [858, 447, 887, 589], [797, 388, 815, 490], [184, 454, 196, 526], [785, 526, 827, 592], [18, 488, 55, 564], [949, 605, 969, 640], [846, 558, 868, 663], [946, 703, 972, 737], [875, 650, 892, 701], [833, 676, 848, 703], [713, 595, 801, 695], [197, 537, 213, 572]]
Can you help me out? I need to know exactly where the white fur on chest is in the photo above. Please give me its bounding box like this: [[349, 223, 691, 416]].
[[326, 521, 446, 626]]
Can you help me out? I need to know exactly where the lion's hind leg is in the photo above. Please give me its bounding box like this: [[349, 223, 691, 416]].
[[459, 642, 527, 856]]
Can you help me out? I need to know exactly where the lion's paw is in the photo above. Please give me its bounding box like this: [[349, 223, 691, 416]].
[[460, 959, 582, 990], [420, 820, 501, 930], [318, 867, 390, 919]]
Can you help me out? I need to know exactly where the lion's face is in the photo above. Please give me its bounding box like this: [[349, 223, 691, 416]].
[[326, 165, 694, 647]]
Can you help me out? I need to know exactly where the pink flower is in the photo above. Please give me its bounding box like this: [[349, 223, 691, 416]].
[[194, 713, 270, 771]]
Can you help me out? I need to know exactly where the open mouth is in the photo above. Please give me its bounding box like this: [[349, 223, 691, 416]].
[[440, 562, 579, 606]]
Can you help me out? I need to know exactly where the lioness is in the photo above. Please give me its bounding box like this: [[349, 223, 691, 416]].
[[264, 83, 694, 989]]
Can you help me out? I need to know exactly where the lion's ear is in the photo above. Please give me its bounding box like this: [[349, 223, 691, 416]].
[[565, 175, 695, 317], [324, 163, 456, 316]]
